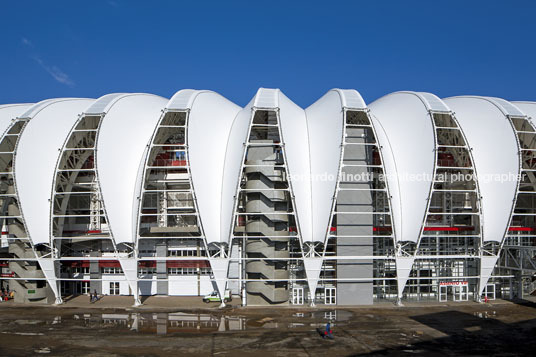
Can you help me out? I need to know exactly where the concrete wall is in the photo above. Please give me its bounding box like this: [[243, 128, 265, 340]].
[[168, 276, 213, 296], [336, 126, 374, 305]]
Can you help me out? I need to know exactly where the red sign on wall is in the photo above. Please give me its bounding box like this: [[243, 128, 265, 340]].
[[439, 281, 468, 286]]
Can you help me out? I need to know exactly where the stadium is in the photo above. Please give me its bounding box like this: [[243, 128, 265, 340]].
[[0, 88, 535, 307]]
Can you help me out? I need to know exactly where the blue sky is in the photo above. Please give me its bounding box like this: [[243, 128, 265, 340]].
[[1, 0, 534, 107]]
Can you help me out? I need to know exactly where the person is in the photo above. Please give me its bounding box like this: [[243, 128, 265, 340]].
[[93, 290, 98, 302], [324, 322, 333, 339]]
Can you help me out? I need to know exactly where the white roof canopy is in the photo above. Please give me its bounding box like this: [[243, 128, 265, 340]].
[[97, 94, 169, 245], [16, 98, 94, 246], [167, 90, 241, 245], [369, 92, 436, 243], [444, 96, 519, 243]]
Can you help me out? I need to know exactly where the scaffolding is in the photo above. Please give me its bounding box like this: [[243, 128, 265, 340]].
[[0, 115, 51, 302], [136, 109, 213, 297]]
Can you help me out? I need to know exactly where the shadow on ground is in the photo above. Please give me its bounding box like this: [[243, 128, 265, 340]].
[[356, 306, 536, 356]]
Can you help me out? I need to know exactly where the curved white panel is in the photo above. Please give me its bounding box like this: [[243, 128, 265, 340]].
[[167, 89, 201, 110], [336, 89, 367, 109], [410, 92, 450, 112], [278, 91, 314, 244], [368, 93, 435, 243], [187, 92, 242, 244], [304, 90, 344, 243], [0, 104, 32, 134], [16, 99, 94, 246], [97, 94, 168, 245], [370, 115, 402, 244], [479, 97, 525, 117], [84, 93, 128, 115], [254, 88, 278, 108], [513, 101, 536, 124], [18, 99, 61, 119], [444, 97, 519, 243]]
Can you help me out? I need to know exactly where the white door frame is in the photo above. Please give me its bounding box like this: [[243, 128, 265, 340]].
[[292, 287, 304, 305], [460, 285, 468, 301], [453, 285, 468, 301], [483, 283, 496, 300], [324, 287, 336, 305], [110, 281, 120, 295], [439, 285, 448, 302]]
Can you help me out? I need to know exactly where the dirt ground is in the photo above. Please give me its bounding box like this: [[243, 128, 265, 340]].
[[0, 298, 535, 356]]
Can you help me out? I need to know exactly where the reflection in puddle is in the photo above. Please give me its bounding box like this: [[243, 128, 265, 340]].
[[46, 310, 352, 335], [473, 311, 497, 319]]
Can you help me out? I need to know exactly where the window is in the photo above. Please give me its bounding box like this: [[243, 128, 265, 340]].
[[168, 249, 201, 257], [101, 267, 123, 274], [73, 267, 90, 275], [81, 281, 90, 294], [109, 282, 120, 295], [167, 267, 198, 275], [60, 281, 70, 296], [139, 267, 156, 276], [142, 193, 158, 209], [200, 268, 212, 275], [324, 287, 336, 305]]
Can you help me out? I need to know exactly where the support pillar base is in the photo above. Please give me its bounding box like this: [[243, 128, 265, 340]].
[[133, 297, 142, 307]]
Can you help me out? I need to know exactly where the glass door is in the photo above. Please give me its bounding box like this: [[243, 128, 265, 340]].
[[439, 285, 448, 302], [483, 284, 495, 300], [110, 282, 120, 295], [292, 287, 304, 305], [453, 285, 468, 301], [324, 287, 336, 305]]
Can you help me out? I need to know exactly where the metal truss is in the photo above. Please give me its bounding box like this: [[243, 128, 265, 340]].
[[228, 106, 306, 306], [320, 108, 398, 303], [405, 108, 483, 302], [135, 109, 215, 302], [50, 113, 135, 304], [497, 113, 536, 287], [0, 116, 57, 302]]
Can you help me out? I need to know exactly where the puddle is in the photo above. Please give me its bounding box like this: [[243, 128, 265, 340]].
[[5, 309, 353, 335], [1, 331, 44, 336], [472, 311, 497, 319], [34, 347, 51, 354], [291, 310, 352, 321]]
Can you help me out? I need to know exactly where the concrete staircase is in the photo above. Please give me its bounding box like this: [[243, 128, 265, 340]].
[[244, 139, 290, 305], [3, 200, 51, 303]]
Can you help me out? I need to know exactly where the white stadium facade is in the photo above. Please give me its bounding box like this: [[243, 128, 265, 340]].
[[0, 88, 535, 306]]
